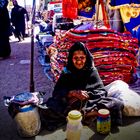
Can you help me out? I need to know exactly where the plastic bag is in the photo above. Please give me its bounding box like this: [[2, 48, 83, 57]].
[[105, 80, 140, 116]]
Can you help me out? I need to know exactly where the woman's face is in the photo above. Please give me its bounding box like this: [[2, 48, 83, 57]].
[[72, 50, 86, 69]]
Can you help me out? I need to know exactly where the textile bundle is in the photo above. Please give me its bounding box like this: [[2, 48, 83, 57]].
[[48, 28, 139, 85]]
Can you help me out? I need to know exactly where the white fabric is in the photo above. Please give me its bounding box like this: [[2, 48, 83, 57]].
[[105, 80, 140, 116]]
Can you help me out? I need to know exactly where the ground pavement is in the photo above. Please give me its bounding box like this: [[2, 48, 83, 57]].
[[0, 36, 140, 140]]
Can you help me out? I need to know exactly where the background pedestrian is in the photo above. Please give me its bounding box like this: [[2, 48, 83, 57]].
[[11, 0, 29, 41], [0, 0, 11, 59]]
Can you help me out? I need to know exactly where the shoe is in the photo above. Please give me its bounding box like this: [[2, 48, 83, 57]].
[[18, 39, 21, 42], [18, 36, 22, 42]]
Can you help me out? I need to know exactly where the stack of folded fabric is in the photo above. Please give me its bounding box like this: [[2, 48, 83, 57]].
[[48, 28, 139, 85]]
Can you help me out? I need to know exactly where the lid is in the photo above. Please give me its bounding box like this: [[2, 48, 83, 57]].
[[98, 109, 110, 118], [68, 110, 82, 120], [13, 92, 33, 102]]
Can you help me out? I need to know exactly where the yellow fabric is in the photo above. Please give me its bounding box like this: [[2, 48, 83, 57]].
[[119, 5, 140, 23], [108, 4, 140, 23]]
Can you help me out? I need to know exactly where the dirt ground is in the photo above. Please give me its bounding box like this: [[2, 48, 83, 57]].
[[0, 36, 140, 140]]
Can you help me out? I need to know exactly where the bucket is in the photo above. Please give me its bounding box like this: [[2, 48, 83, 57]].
[[5, 92, 41, 137], [14, 104, 41, 137]]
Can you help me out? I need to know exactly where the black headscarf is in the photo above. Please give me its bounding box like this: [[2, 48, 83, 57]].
[[67, 42, 94, 72]]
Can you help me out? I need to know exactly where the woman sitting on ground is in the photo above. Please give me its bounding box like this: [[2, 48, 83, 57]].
[[40, 42, 124, 130]]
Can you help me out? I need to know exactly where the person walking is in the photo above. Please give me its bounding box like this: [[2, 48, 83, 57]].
[[0, 0, 11, 59], [11, 0, 29, 41]]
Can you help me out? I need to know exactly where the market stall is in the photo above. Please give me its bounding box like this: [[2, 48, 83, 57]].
[[46, 0, 139, 85]]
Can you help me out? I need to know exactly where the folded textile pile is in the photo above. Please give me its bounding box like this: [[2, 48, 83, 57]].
[[48, 27, 139, 85]]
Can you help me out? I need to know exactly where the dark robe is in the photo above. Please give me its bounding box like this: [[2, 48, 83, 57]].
[[47, 42, 123, 121], [40, 42, 123, 131], [11, 4, 29, 39], [51, 66, 108, 113], [0, 0, 11, 57]]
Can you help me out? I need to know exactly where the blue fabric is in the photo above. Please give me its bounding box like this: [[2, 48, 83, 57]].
[[131, 26, 140, 42], [39, 21, 52, 32], [110, 0, 131, 6], [78, 6, 95, 18], [131, 0, 140, 3], [13, 92, 33, 102], [110, 0, 139, 6], [75, 22, 94, 30], [19, 105, 35, 112], [124, 15, 140, 32]]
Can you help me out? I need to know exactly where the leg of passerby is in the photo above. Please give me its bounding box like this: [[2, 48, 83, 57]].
[[21, 25, 26, 40], [0, 35, 11, 59], [17, 35, 22, 42], [14, 28, 22, 42]]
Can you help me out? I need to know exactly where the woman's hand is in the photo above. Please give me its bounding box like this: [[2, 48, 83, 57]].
[[68, 90, 89, 101]]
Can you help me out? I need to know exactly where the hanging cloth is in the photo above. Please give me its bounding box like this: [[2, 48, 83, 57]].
[[99, 0, 110, 28], [62, 0, 78, 19]]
